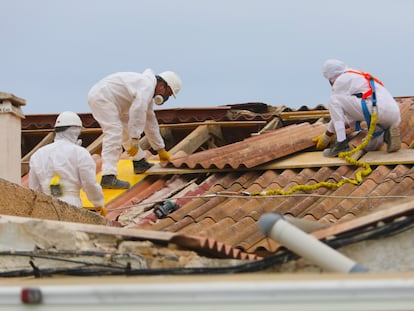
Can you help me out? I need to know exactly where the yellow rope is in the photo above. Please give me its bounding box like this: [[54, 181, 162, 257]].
[[250, 111, 378, 196]]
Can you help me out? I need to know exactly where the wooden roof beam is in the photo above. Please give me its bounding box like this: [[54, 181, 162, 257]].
[[280, 110, 330, 120], [21, 132, 55, 176], [169, 123, 214, 155]]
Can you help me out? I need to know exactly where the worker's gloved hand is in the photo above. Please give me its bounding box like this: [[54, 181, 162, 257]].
[[98, 206, 107, 217], [126, 138, 139, 157], [93, 206, 106, 217], [312, 133, 332, 150], [158, 149, 171, 162]]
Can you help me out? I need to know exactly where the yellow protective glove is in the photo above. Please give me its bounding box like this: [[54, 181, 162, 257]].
[[312, 133, 332, 150], [126, 138, 139, 157], [158, 148, 171, 162], [84, 206, 106, 217], [98, 206, 107, 217]]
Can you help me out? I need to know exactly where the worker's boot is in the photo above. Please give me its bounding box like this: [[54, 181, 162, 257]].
[[323, 140, 350, 158], [384, 126, 401, 153], [100, 175, 130, 189], [133, 158, 154, 174]]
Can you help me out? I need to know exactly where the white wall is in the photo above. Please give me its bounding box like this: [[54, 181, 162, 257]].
[[0, 99, 24, 184]]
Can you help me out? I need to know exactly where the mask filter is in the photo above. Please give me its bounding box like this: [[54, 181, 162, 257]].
[[49, 173, 63, 197], [154, 95, 165, 105]]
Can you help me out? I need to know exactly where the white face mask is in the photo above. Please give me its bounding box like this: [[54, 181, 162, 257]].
[[154, 94, 170, 105], [55, 126, 82, 144], [154, 95, 165, 105]]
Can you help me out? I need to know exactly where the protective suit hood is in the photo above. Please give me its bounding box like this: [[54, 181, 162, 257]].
[[55, 127, 81, 144], [322, 59, 348, 81]]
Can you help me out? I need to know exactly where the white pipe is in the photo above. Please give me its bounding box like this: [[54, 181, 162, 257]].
[[3, 279, 414, 306], [258, 213, 368, 273]]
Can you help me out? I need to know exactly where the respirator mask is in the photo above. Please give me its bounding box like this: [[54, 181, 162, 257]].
[[153, 94, 169, 105]]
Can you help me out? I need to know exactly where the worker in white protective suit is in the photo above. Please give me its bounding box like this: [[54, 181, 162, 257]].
[[313, 59, 401, 157], [88, 69, 182, 189], [29, 111, 105, 215]]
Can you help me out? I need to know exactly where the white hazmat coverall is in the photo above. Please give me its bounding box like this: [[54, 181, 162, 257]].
[[29, 127, 104, 208], [87, 69, 165, 176], [327, 71, 401, 150]]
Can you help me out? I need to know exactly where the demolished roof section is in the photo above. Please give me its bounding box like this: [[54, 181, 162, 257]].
[[125, 97, 414, 257], [18, 97, 414, 261]]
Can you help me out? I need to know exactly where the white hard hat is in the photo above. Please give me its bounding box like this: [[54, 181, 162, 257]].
[[158, 71, 182, 98], [322, 59, 347, 81], [55, 111, 82, 128]]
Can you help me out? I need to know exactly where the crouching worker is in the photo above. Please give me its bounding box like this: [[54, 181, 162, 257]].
[[313, 59, 401, 157], [29, 111, 105, 216]]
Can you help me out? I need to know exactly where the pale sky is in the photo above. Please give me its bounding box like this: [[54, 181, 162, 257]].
[[1, 0, 414, 115]]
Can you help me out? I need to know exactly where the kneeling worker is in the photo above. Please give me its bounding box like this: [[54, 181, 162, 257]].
[[29, 111, 105, 215], [314, 59, 401, 157]]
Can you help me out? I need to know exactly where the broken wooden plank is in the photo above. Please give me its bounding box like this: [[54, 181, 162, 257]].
[[145, 152, 354, 175], [21, 132, 55, 175], [146, 164, 232, 175], [22, 128, 103, 135], [359, 149, 414, 165], [145, 149, 414, 175], [168, 124, 212, 155], [0, 214, 176, 243], [159, 121, 267, 129], [144, 152, 351, 175], [86, 133, 103, 154], [280, 110, 330, 120], [259, 151, 351, 169]]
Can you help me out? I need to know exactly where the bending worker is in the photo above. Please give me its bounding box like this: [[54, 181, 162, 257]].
[[29, 111, 105, 213], [88, 69, 182, 189], [314, 59, 401, 157]]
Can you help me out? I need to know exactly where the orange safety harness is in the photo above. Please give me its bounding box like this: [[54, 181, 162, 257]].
[[346, 69, 384, 135], [346, 69, 384, 99]]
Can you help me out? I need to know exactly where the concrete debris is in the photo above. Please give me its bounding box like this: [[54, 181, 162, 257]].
[[0, 178, 107, 226], [0, 178, 246, 274], [0, 216, 245, 274]]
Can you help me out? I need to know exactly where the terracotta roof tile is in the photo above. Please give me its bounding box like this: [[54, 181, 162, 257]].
[[106, 176, 168, 220], [170, 123, 326, 169], [366, 165, 393, 184], [220, 217, 258, 245], [197, 218, 236, 238], [229, 199, 266, 222], [264, 169, 298, 191], [170, 235, 260, 260], [247, 236, 280, 254], [251, 170, 280, 188], [188, 236, 260, 260]]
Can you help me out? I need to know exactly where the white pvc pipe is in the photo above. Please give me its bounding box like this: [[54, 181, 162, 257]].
[[2, 279, 414, 308], [258, 213, 368, 273]]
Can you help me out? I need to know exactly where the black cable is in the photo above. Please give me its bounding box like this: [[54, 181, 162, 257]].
[[0, 250, 297, 277], [326, 214, 414, 249], [29, 260, 42, 278], [1, 214, 413, 277], [0, 250, 128, 270]]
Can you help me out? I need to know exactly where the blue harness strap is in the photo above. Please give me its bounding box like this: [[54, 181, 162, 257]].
[[355, 77, 384, 137]]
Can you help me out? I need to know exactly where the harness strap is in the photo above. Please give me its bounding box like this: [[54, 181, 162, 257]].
[[346, 69, 384, 100], [347, 70, 383, 136]]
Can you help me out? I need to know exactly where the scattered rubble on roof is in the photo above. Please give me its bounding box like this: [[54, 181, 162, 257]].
[[0, 215, 248, 276]]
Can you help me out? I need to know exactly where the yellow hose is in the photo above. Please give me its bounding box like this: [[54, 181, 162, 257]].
[[250, 111, 377, 196]]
